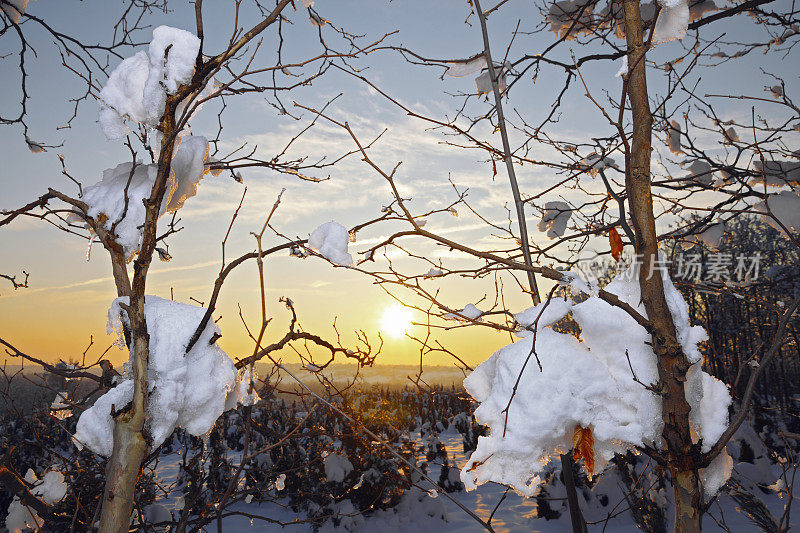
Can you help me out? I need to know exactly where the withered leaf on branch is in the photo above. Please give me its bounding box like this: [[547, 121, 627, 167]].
[[572, 424, 595, 474], [609, 227, 623, 262]]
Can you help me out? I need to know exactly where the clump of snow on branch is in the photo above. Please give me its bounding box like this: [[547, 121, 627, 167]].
[[444, 54, 487, 77], [78, 162, 156, 259], [577, 153, 617, 175], [701, 450, 734, 497], [98, 52, 151, 140], [1, 0, 28, 24], [538, 201, 572, 239], [72, 136, 209, 260], [224, 365, 260, 410], [166, 135, 210, 211], [25, 135, 45, 154], [755, 190, 800, 233], [691, 222, 725, 248], [5, 469, 67, 533], [694, 222, 725, 248], [98, 26, 200, 139], [688, 0, 718, 20], [614, 55, 628, 78], [548, 0, 596, 37], [723, 126, 739, 143], [324, 452, 354, 483], [475, 64, 508, 96], [424, 267, 444, 278], [461, 263, 731, 497], [753, 157, 800, 186], [308, 221, 353, 266], [309, 9, 327, 27], [50, 392, 73, 419], [560, 269, 598, 296], [443, 303, 483, 322], [142, 26, 201, 120], [667, 120, 683, 154], [652, 0, 690, 44], [513, 297, 573, 337], [73, 296, 247, 456], [684, 160, 714, 185]]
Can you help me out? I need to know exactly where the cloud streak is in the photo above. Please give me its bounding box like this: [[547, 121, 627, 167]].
[[2, 260, 219, 299]]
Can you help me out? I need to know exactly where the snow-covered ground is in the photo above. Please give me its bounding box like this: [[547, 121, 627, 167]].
[[147, 430, 558, 532], [139, 427, 779, 532], [141, 418, 797, 532]]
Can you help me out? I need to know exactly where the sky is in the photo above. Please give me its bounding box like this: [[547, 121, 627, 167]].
[[0, 0, 791, 368]]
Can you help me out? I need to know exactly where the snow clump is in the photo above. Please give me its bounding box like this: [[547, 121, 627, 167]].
[[308, 221, 353, 266], [461, 262, 731, 497], [513, 297, 573, 336], [652, 0, 690, 44], [755, 190, 800, 233], [224, 365, 260, 410], [538, 201, 572, 239], [443, 303, 484, 322], [692, 222, 725, 248], [73, 296, 250, 456], [444, 54, 486, 77], [72, 136, 210, 260], [5, 469, 67, 533], [614, 55, 628, 78], [1, 0, 27, 23], [577, 153, 617, 175], [324, 452, 354, 483], [98, 26, 200, 139]]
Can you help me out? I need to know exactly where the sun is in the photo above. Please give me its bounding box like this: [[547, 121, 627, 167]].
[[379, 304, 414, 338]]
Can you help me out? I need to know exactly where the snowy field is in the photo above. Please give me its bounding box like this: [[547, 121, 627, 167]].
[[143, 423, 795, 532], [4, 365, 795, 532]]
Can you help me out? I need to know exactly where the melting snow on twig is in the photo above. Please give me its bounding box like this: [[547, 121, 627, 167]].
[[443, 304, 483, 322], [538, 201, 572, 239], [308, 221, 354, 267]]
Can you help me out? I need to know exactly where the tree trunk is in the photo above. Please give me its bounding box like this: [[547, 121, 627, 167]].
[[620, 0, 703, 531], [98, 255, 156, 533], [672, 468, 703, 532], [97, 390, 148, 532], [98, 99, 179, 533]]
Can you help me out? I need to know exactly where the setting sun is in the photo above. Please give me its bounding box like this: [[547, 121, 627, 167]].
[[379, 304, 414, 338]]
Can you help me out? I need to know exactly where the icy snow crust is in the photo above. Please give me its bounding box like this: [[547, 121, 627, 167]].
[[99, 26, 200, 139], [461, 263, 731, 497], [74, 296, 244, 457], [77, 135, 209, 260]]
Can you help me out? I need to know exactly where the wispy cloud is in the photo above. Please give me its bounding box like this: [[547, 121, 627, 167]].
[[1, 260, 219, 299]]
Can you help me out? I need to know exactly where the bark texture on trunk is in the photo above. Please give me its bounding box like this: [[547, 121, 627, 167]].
[[620, 1, 703, 531], [97, 372, 148, 532]]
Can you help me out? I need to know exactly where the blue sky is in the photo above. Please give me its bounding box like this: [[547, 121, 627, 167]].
[[1, 0, 793, 366]]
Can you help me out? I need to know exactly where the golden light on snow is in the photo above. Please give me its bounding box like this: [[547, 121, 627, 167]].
[[379, 304, 414, 338]]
